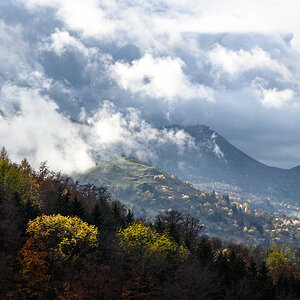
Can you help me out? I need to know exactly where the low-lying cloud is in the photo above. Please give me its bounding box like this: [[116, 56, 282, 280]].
[[0, 84, 94, 173], [0, 84, 194, 173]]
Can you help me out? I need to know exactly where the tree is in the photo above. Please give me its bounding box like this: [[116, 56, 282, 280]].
[[0, 146, 9, 163], [196, 236, 214, 266], [126, 208, 134, 225], [54, 188, 72, 216], [0, 155, 40, 254], [117, 222, 190, 298], [112, 200, 126, 228], [91, 202, 103, 228], [266, 251, 290, 270], [19, 214, 99, 297], [19, 237, 51, 298], [0, 155, 40, 212], [155, 210, 204, 249], [69, 196, 85, 219], [117, 222, 189, 261]]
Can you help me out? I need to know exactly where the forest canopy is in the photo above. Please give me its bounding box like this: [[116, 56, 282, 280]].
[[0, 148, 299, 299]]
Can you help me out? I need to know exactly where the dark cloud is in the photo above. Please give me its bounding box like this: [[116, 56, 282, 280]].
[[113, 44, 141, 63]]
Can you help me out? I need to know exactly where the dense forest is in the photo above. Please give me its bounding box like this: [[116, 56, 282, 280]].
[[0, 148, 299, 299]]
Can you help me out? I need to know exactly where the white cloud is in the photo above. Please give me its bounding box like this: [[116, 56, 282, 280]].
[[209, 44, 291, 79], [21, 0, 300, 51], [259, 87, 294, 108], [0, 85, 94, 173], [210, 132, 224, 158], [0, 19, 55, 93], [41, 29, 92, 56], [23, 0, 115, 38], [110, 54, 214, 102], [0, 85, 195, 173], [0, 21, 31, 81], [86, 101, 195, 160]]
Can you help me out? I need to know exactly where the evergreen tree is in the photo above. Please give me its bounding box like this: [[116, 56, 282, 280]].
[[91, 202, 103, 228], [70, 196, 85, 219], [55, 188, 71, 216], [112, 201, 125, 228], [154, 215, 166, 233], [248, 259, 258, 279], [257, 261, 275, 300], [0, 147, 9, 162], [126, 208, 134, 225], [23, 199, 39, 224], [196, 237, 214, 266]]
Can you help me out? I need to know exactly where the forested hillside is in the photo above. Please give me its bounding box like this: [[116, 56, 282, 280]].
[[0, 149, 299, 299], [77, 157, 300, 247]]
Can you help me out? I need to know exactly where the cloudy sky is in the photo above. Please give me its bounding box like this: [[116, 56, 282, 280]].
[[1, 0, 300, 172]]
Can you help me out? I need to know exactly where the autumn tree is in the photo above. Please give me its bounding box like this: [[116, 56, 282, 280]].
[[118, 222, 189, 261], [19, 214, 99, 298], [117, 222, 190, 298], [266, 251, 290, 270]]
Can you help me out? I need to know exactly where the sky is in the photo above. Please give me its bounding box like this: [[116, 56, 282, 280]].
[[1, 0, 300, 172]]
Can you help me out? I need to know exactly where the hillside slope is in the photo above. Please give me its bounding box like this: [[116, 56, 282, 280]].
[[77, 157, 300, 247]]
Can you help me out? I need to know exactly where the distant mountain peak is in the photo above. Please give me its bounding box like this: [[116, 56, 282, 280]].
[[153, 124, 300, 212]]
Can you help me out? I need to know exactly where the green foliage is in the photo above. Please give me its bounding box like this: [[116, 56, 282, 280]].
[[266, 251, 290, 270], [0, 146, 9, 163], [0, 153, 40, 214], [117, 222, 190, 261]]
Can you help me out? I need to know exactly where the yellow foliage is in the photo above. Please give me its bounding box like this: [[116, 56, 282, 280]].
[[266, 251, 290, 270], [19, 214, 99, 297], [117, 222, 189, 261], [26, 214, 99, 262]]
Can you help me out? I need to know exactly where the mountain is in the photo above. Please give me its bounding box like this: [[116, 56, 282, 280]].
[[77, 157, 299, 247], [152, 125, 300, 217], [290, 165, 300, 174]]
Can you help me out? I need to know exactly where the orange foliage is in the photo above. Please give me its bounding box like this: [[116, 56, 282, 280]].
[[271, 264, 300, 282], [18, 237, 51, 298]]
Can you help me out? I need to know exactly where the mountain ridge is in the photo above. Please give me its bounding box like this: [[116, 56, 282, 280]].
[[151, 124, 299, 216]]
